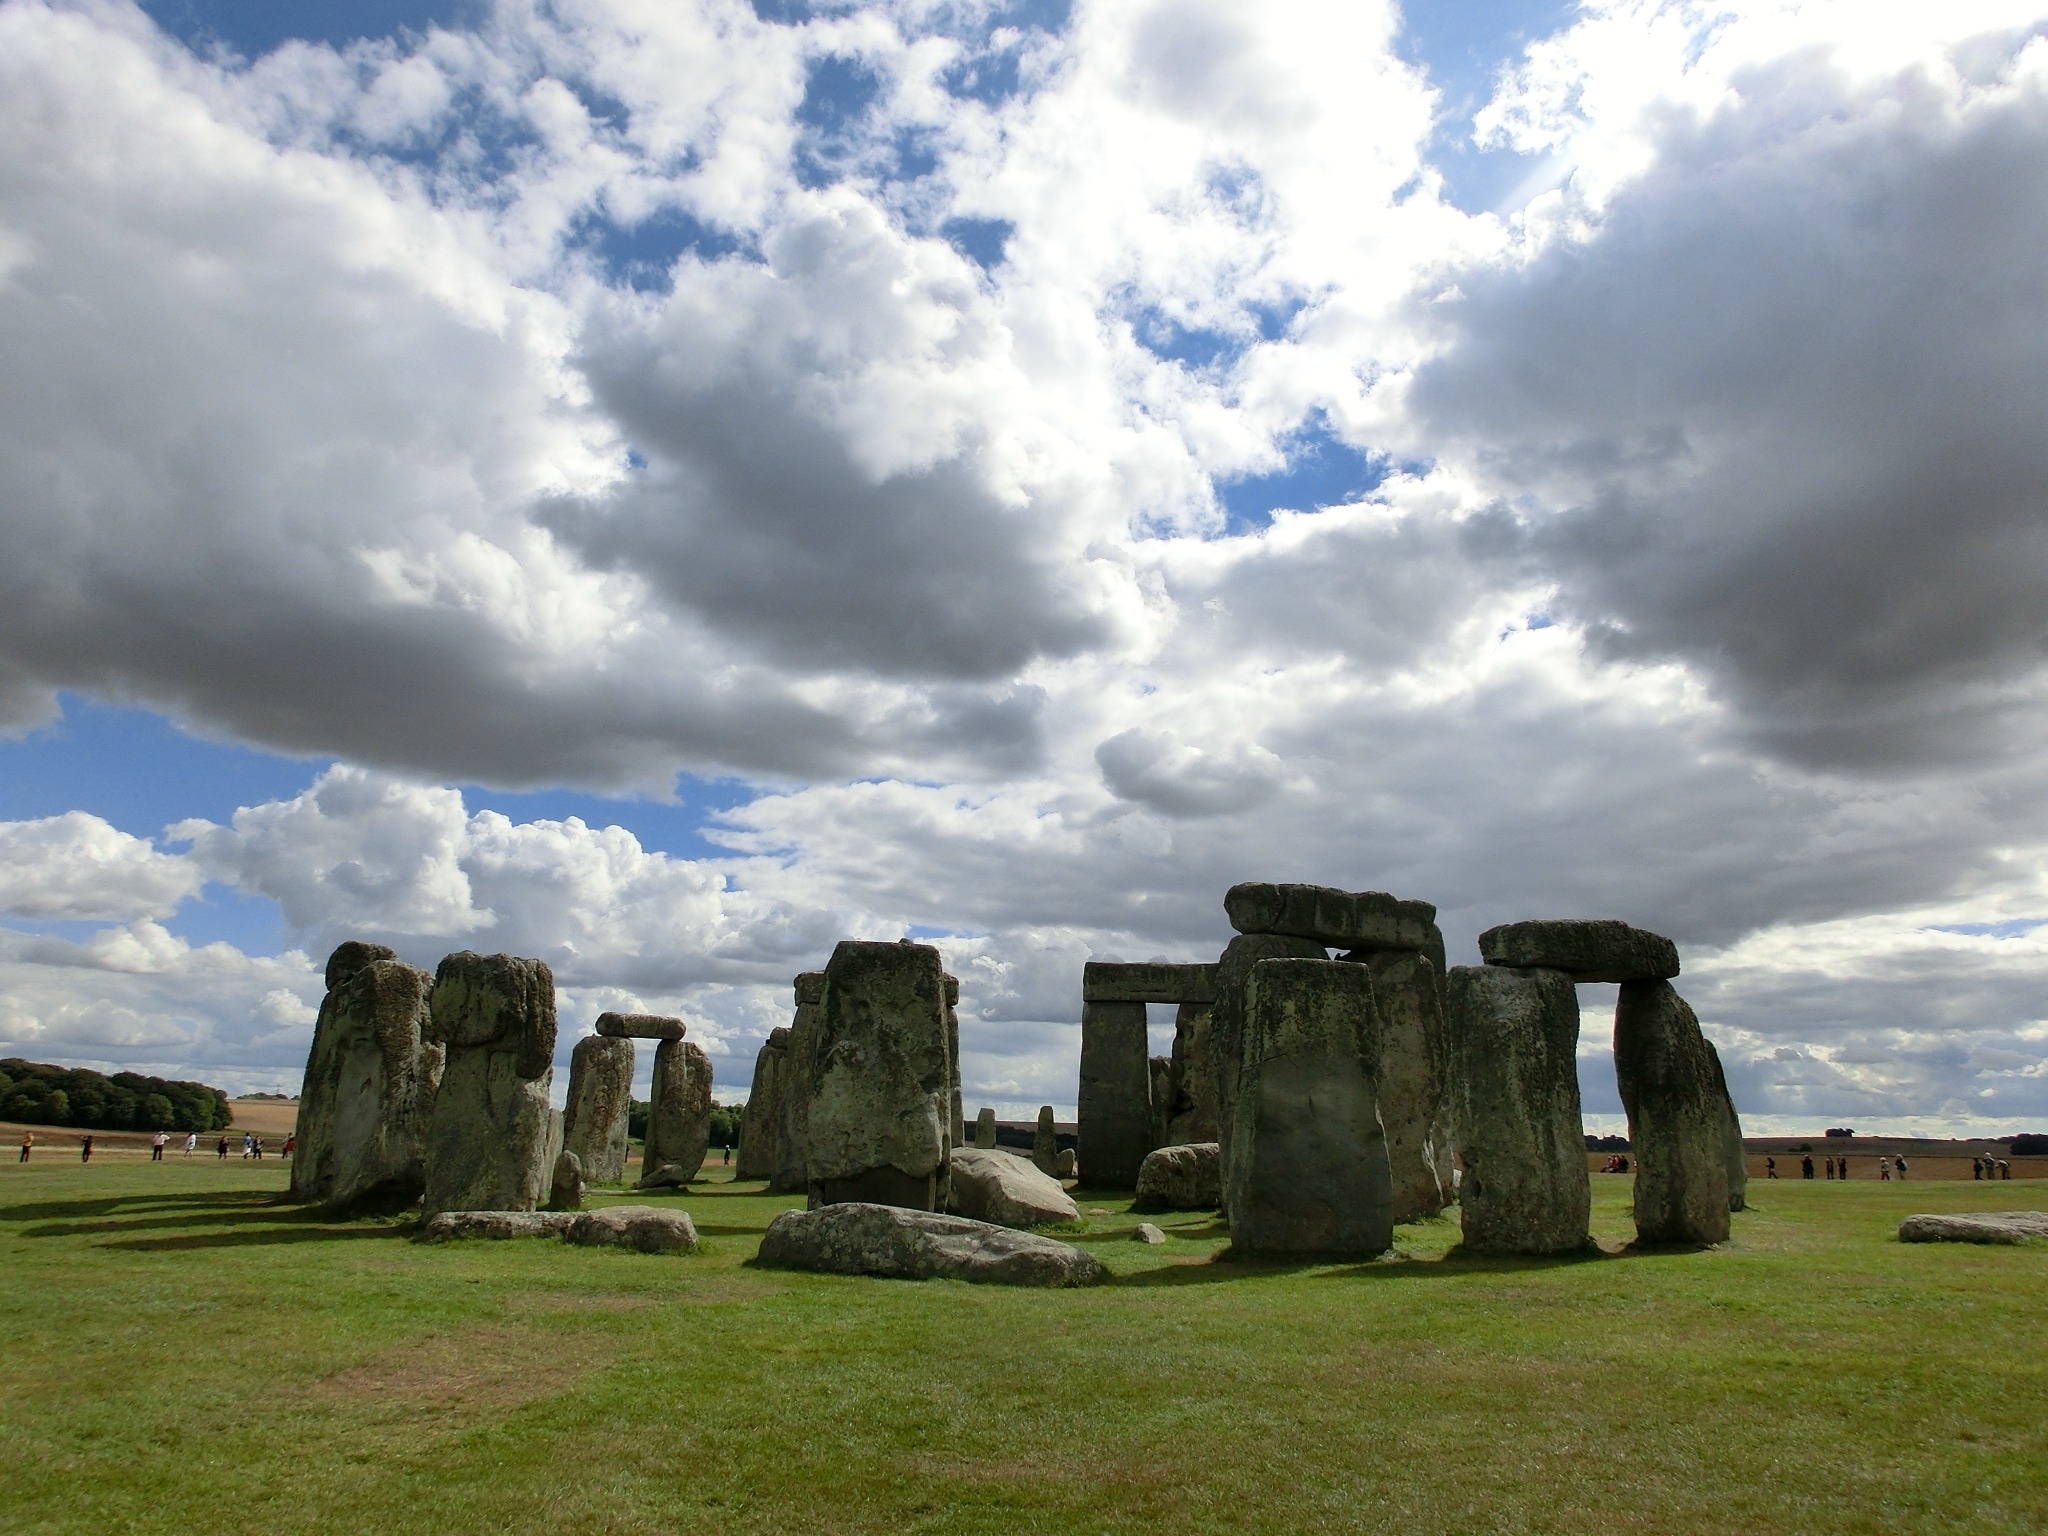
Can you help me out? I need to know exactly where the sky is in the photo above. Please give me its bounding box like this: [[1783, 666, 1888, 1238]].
[[4, 0, 2048, 1137]]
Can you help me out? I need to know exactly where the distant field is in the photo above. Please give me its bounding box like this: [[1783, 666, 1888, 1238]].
[[2, 1160, 2044, 1535], [2, 1097, 297, 1160]]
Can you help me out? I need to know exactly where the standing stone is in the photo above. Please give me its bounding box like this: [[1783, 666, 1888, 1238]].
[[1079, 999, 1150, 1188], [547, 1148, 585, 1211], [561, 1034, 634, 1186], [804, 940, 951, 1211], [943, 973, 962, 1212], [1033, 1105, 1058, 1175], [1345, 948, 1451, 1222], [1209, 932, 1328, 1175], [1446, 964, 1589, 1256], [1614, 980, 1731, 1245], [1147, 1056, 1173, 1149], [1162, 1002, 1219, 1146], [293, 943, 443, 1213], [1704, 1041, 1748, 1212], [1054, 1147, 1076, 1179], [734, 1028, 789, 1180], [772, 972, 826, 1194], [640, 1039, 712, 1189], [1226, 958, 1393, 1258], [421, 952, 558, 1219], [973, 1108, 998, 1148]]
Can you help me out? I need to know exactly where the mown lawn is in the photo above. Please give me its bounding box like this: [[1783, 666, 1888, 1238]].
[[2, 1161, 2044, 1535]]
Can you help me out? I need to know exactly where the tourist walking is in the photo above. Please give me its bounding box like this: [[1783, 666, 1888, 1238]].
[[1999, 1158, 2012, 1179], [1878, 1156, 1891, 1181], [252, 1137, 264, 1160], [216, 1134, 229, 1159], [18, 1129, 31, 1163], [1824, 1156, 1835, 1179], [282, 1134, 295, 1160], [183, 1132, 197, 1156], [1894, 1156, 1908, 1180], [242, 1132, 254, 1160], [151, 1131, 167, 1161], [1802, 1155, 1815, 1179], [80, 1135, 94, 1164], [1765, 1156, 1778, 1180]]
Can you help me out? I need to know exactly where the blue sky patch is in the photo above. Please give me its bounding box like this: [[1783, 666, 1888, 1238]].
[[1217, 422, 1387, 533], [1930, 919, 2048, 939]]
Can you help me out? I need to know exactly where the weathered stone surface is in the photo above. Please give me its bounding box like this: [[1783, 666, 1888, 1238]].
[[418, 1209, 576, 1242], [1134, 1141, 1221, 1212], [805, 940, 951, 1211], [1209, 933, 1327, 1175], [547, 1149, 585, 1211], [756, 1202, 1106, 1287], [1478, 920, 1680, 983], [640, 1040, 712, 1189], [771, 972, 826, 1194], [595, 1011, 687, 1040], [1224, 883, 1437, 953], [734, 1028, 788, 1180], [1148, 1056, 1173, 1149], [1162, 1003, 1219, 1146], [1899, 1211, 2048, 1244], [566, 1204, 700, 1253], [973, 1107, 997, 1148], [1446, 965, 1589, 1256], [1055, 1147, 1077, 1179], [1079, 999, 1151, 1188], [421, 952, 557, 1219], [1344, 948, 1451, 1223], [1226, 959, 1393, 1257], [1082, 962, 1218, 1004], [943, 973, 962, 1213], [1704, 1041, 1748, 1212], [948, 1147, 1080, 1228], [1134, 1222, 1167, 1244], [562, 1034, 634, 1186], [1614, 980, 1731, 1245], [293, 947, 442, 1214], [1033, 1106, 1058, 1175]]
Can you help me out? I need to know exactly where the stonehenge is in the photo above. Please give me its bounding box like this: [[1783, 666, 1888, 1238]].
[[640, 1035, 712, 1189], [1224, 882, 1439, 954], [420, 952, 558, 1219], [1226, 958, 1394, 1258], [734, 1027, 788, 1180], [1446, 963, 1590, 1255], [1134, 1141, 1220, 1212], [771, 972, 826, 1195], [1478, 919, 1680, 984], [973, 1107, 998, 1148], [1348, 947, 1453, 1222], [947, 1146, 1079, 1227], [1207, 932, 1330, 1179], [1160, 1003, 1219, 1146], [1077, 996, 1150, 1188], [561, 1032, 634, 1186], [292, 942, 443, 1213], [1033, 1106, 1058, 1174], [1614, 980, 1731, 1244], [1705, 1041, 1748, 1212], [803, 940, 954, 1211]]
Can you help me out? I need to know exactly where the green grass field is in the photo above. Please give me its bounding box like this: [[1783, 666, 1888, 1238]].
[[3, 1163, 2044, 1535]]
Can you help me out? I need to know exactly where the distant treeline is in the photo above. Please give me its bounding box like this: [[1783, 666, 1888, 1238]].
[[0, 1059, 234, 1133], [629, 1100, 746, 1148]]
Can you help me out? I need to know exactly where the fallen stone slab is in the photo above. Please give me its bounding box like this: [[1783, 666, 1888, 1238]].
[[1082, 961, 1218, 1004], [1478, 920, 1679, 983], [418, 1210, 577, 1242], [596, 1012, 688, 1040], [565, 1205, 700, 1253], [756, 1202, 1106, 1287], [1134, 1142, 1221, 1212], [1224, 883, 1437, 953], [948, 1147, 1079, 1228], [1899, 1211, 2048, 1244]]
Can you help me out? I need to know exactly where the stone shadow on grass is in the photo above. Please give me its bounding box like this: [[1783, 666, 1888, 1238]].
[[1112, 1241, 1623, 1285], [0, 1188, 283, 1225]]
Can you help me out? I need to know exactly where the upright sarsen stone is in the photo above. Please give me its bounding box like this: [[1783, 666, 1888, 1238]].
[[1226, 958, 1393, 1258], [734, 1028, 789, 1180], [973, 1107, 998, 1148], [805, 940, 952, 1211], [1162, 1003, 1219, 1146], [562, 1034, 634, 1186], [293, 944, 442, 1213], [421, 952, 558, 1218], [1348, 947, 1451, 1222], [641, 1039, 712, 1189], [1704, 1041, 1748, 1212], [1446, 965, 1588, 1256], [1033, 1105, 1058, 1175], [1614, 980, 1730, 1245], [1078, 999, 1150, 1188], [772, 972, 826, 1194], [1209, 932, 1328, 1174]]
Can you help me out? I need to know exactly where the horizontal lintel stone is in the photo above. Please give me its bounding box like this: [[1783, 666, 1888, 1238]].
[[1477, 920, 1679, 983], [595, 1012, 687, 1041], [1082, 961, 1219, 1004], [1224, 883, 1437, 952]]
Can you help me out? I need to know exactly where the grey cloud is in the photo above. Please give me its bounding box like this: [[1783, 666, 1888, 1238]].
[[1410, 46, 2048, 772], [1095, 726, 1283, 816]]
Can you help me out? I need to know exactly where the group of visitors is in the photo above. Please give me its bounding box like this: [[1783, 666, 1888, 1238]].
[[1598, 1154, 1632, 1173], [15, 1127, 295, 1162], [1975, 1156, 2013, 1180], [1777, 1153, 1908, 1179]]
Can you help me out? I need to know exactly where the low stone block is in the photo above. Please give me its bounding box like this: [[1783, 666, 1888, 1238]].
[[566, 1205, 700, 1253], [1082, 961, 1218, 1004], [948, 1147, 1080, 1228], [418, 1210, 577, 1242], [1134, 1222, 1167, 1245], [1134, 1141, 1221, 1212], [1478, 920, 1680, 983], [547, 1148, 585, 1211], [756, 1203, 1106, 1286], [1055, 1147, 1077, 1179], [1899, 1211, 2048, 1244], [1224, 883, 1437, 953], [596, 1012, 687, 1040]]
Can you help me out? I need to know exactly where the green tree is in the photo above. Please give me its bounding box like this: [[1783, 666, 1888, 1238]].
[[41, 1089, 70, 1125], [141, 1093, 176, 1129]]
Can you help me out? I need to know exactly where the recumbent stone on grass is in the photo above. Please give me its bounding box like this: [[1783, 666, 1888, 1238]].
[[756, 1202, 1105, 1286]]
